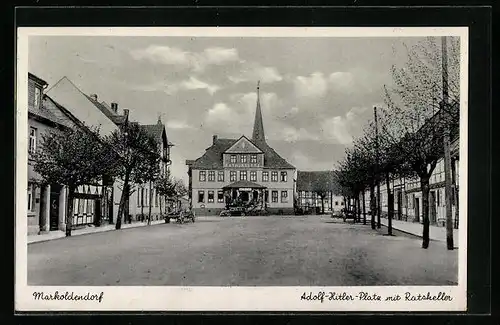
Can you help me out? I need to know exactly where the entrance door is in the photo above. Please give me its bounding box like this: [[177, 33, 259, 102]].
[[240, 191, 249, 203], [49, 191, 59, 231], [415, 197, 420, 222], [397, 191, 403, 220], [429, 191, 437, 224]]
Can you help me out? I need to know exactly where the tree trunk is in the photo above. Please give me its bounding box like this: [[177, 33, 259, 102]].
[[65, 185, 76, 237], [141, 187, 145, 222], [357, 192, 362, 223], [376, 177, 381, 228], [385, 172, 393, 236], [362, 189, 366, 225], [148, 181, 152, 225], [370, 183, 376, 229], [116, 173, 130, 230], [321, 196, 325, 214], [444, 128, 454, 250], [421, 176, 431, 249], [159, 194, 163, 218]]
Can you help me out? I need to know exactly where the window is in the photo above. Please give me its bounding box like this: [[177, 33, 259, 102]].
[[137, 189, 141, 207], [240, 170, 247, 181], [218, 171, 224, 182], [199, 171, 206, 182], [262, 171, 269, 182], [240, 155, 247, 163], [140, 188, 144, 207], [198, 191, 205, 203], [230, 171, 237, 182], [145, 189, 148, 206], [250, 154, 257, 163], [29, 127, 37, 154], [208, 171, 215, 182], [341, 201, 344, 206], [271, 171, 278, 182], [265, 190, 269, 202], [250, 171, 257, 182], [34, 87, 41, 108], [272, 191, 278, 203], [280, 171, 287, 182], [155, 191, 158, 207], [230, 155, 237, 163], [208, 191, 214, 203], [217, 190, 224, 203], [27, 184, 35, 212], [436, 189, 441, 206], [281, 191, 288, 203], [335, 201, 339, 206]]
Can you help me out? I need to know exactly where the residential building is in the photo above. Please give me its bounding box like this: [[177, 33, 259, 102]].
[[186, 83, 296, 216], [296, 171, 344, 214], [363, 104, 460, 228]]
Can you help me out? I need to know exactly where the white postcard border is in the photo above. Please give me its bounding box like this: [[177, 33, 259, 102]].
[[15, 26, 469, 312]]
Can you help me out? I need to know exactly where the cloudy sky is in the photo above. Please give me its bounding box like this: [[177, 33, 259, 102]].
[[29, 35, 425, 183]]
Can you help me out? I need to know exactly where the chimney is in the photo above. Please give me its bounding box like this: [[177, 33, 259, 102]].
[[123, 109, 129, 118], [90, 94, 98, 101], [213, 135, 218, 144], [111, 102, 118, 113]]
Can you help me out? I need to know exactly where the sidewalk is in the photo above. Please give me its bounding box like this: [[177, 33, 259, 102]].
[[380, 218, 459, 247], [27, 220, 165, 244]]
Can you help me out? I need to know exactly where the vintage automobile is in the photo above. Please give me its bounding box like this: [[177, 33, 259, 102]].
[[165, 209, 196, 224], [219, 206, 247, 217]]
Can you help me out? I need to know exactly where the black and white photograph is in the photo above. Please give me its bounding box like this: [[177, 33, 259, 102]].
[[16, 27, 468, 311]]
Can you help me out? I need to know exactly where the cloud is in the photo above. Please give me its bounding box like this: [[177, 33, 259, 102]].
[[290, 150, 334, 171], [130, 77, 220, 95], [294, 72, 328, 98], [203, 47, 240, 65], [130, 45, 240, 72], [166, 120, 195, 130], [294, 71, 356, 98], [328, 72, 355, 91], [320, 105, 373, 145], [181, 77, 220, 95], [228, 64, 282, 84], [280, 126, 320, 143]]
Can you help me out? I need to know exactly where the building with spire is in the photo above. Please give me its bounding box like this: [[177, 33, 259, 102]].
[[186, 82, 296, 216]]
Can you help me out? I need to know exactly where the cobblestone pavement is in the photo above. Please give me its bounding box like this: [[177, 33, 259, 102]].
[[27, 215, 458, 286]]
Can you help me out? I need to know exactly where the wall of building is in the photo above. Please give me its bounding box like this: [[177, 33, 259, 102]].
[[191, 168, 295, 215]]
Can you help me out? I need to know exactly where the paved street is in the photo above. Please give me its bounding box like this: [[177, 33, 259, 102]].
[[28, 216, 458, 286]]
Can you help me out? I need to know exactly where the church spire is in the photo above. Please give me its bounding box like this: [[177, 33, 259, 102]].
[[252, 81, 266, 143]]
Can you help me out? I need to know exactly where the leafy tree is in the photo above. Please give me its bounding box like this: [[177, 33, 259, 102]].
[[33, 126, 117, 236], [106, 123, 158, 230]]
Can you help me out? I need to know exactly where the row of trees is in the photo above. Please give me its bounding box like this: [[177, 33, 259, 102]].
[[33, 121, 186, 236], [336, 36, 460, 249]]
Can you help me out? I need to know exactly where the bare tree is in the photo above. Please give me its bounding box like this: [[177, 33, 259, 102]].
[[383, 36, 460, 248]]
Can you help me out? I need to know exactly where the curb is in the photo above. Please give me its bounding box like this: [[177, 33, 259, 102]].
[[380, 223, 459, 248], [27, 221, 166, 245]]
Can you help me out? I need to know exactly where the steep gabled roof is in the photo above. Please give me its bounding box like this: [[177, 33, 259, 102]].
[[296, 171, 341, 194], [188, 137, 295, 170], [85, 96, 127, 126], [29, 95, 67, 127], [140, 121, 174, 147]]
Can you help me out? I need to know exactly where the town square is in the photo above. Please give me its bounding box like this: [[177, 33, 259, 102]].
[[24, 31, 461, 287]]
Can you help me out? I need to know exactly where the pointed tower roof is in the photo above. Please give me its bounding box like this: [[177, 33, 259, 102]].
[[252, 81, 266, 143]]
